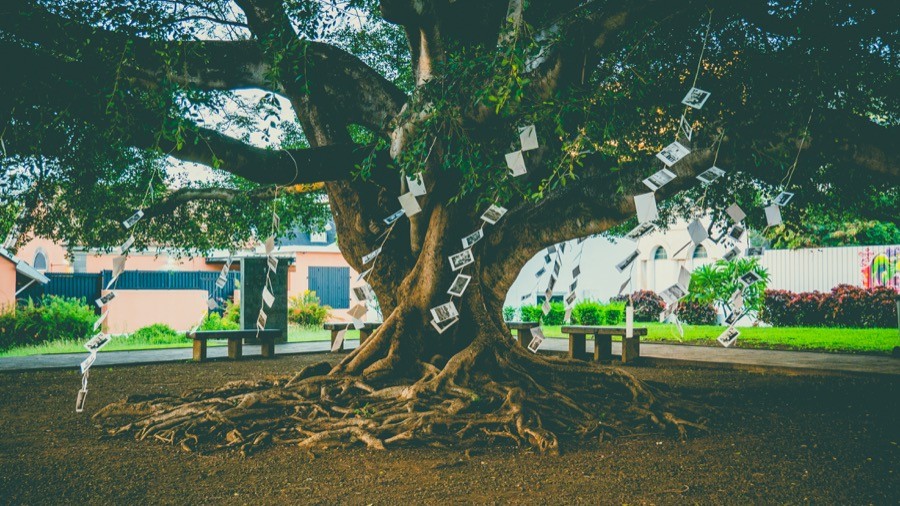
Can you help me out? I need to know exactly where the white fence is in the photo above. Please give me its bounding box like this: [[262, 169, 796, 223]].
[[759, 244, 900, 293]]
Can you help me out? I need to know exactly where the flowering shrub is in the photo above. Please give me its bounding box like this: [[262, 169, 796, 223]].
[[677, 300, 718, 325], [760, 285, 897, 327], [611, 290, 665, 322], [288, 290, 331, 327]]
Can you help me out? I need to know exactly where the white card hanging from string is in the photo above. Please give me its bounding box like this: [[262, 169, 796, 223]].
[[774, 191, 794, 206], [264, 235, 275, 255], [262, 285, 275, 308], [519, 125, 539, 151], [383, 209, 404, 225], [618, 277, 631, 296], [527, 327, 545, 353], [679, 115, 693, 141], [717, 326, 739, 347], [447, 274, 472, 297], [84, 333, 112, 353], [356, 267, 373, 283], [722, 246, 742, 261], [642, 168, 677, 191], [206, 298, 219, 310], [726, 204, 746, 223], [480, 205, 507, 225], [505, 151, 527, 177], [121, 235, 135, 253], [331, 329, 347, 352], [626, 304, 634, 338], [677, 266, 692, 292], [739, 270, 762, 287], [122, 210, 144, 229], [448, 249, 474, 271], [687, 219, 708, 244], [727, 224, 745, 241], [347, 303, 368, 321], [106, 256, 127, 289], [655, 141, 690, 167], [75, 384, 88, 413], [362, 247, 382, 265], [398, 192, 421, 217], [626, 222, 656, 241], [764, 204, 782, 227], [633, 192, 659, 223], [461, 229, 484, 249], [93, 311, 108, 331], [616, 249, 639, 273], [216, 262, 230, 289], [659, 284, 686, 305], [696, 166, 725, 184], [406, 174, 427, 196], [431, 317, 458, 334], [80, 353, 96, 374], [267, 255, 278, 273], [430, 301, 459, 323], [541, 299, 551, 315], [681, 87, 711, 109], [95, 292, 116, 308], [256, 309, 268, 330]]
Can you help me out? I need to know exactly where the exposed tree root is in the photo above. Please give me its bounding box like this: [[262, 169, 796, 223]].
[[94, 347, 706, 456]]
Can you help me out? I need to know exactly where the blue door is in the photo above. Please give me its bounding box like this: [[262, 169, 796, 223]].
[[308, 266, 350, 309]]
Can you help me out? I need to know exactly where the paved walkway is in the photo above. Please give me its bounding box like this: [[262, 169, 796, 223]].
[[1, 338, 898, 376]]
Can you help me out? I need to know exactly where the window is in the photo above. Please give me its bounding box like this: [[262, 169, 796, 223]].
[[692, 245, 708, 259], [652, 247, 668, 260], [33, 249, 47, 271], [310, 231, 328, 243], [72, 252, 87, 273]]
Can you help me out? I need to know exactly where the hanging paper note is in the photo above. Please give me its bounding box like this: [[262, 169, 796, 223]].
[[207, 298, 219, 311], [505, 151, 527, 177], [80, 353, 96, 374], [107, 256, 127, 289], [331, 329, 346, 352], [121, 235, 135, 254], [616, 249, 640, 273], [764, 204, 782, 227], [565, 291, 576, 307], [122, 210, 144, 229], [656, 141, 690, 167], [681, 87, 711, 109], [216, 264, 230, 289], [717, 326, 739, 347], [727, 224, 745, 241], [407, 174, 427, 196], [75, 388, 88, 413], [527, 327, 545, 353], [535, 267, 546, 278], [519, 125, 539, 151], [430, 301, 459, 323], [618, 277, 631, 296], [726, 204, 746, 223], [679, 115, 693, 141], [480, 205, 507, 225], [677, 266, 692, 292], [93, 311, 108, 331], [747, 246, 765, 257], [569, 279, 577, 292], [625, 222, 656, 241], [572, 265, 581, 278], [356, 267, 373, 283], [267, 255, 278, 273], [256, 309, 268, 331], [634, 192, 659, 223], [461, 229, 484, 249], [564, 306, 573, 323], [347, 303, 368, 321], [738, 270, 762, 287], [696, 166, 725, 184], [774, 191, 794, 207], [263, 235, 275, 255], [723, 246, 741, 261], [449, 249, 475, 271], [84, 333, 112, 353], [262, 286, 275, 308], [95, 292, 116, 308], [431, 317, 459, 334], [398, 192, 421, 217], [383, 209, 404, 225], [447, 274, 472, 297], [659, 284, 686, 305], [687, 219, 708, 244], [642, 168, 677, 191], [626, 305, 634, 338], [362, 247, 382, 265]]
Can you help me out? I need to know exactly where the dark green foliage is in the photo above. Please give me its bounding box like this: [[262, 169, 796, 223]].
[[201, 299, 241, 331], [677, 301, 718, 325], [0, 296, 96, 351], [502, 306, 516, 322], [760, 285, 898, 328], [518, 302, 565, 325], [603, 302, 626, 325], [519, 304, 543, 323], [130, 324, 185, 345], [688, 258, 769, 312], [572, 301, 604, 325], [611, 291, 665, 322]]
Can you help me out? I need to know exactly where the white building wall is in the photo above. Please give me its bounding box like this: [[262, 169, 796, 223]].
[[759, 244, 900, 292]]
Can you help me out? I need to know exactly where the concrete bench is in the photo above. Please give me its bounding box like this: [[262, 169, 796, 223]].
[[560, 325, 648, 364], [188, 329, 281, 362], [507, 321, 541, 347], [323, 322, 382, 352]]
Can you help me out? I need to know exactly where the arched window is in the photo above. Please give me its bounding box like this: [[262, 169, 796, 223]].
[[652, 247, 668, 260], [692, 245, 708, 259], [33, 249, 48, 271]]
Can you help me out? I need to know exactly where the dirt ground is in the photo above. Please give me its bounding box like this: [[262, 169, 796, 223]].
[[0, 352, 896, 505]]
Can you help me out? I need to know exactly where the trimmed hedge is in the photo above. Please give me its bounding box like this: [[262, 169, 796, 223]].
[[760, 285, 897, 328], [611, 290, 665, 322]]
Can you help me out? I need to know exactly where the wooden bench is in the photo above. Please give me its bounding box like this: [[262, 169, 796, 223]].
[[507, 321, 541, 347], [560, 325, 648, 364], [189, 329, 282, 362], [323, 322, 382, 352]]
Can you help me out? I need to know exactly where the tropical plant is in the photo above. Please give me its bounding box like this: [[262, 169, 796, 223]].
[[688, 258, 769, 314]]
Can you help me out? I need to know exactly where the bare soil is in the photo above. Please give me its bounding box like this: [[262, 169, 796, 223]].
[[0, 352, 897, 505]]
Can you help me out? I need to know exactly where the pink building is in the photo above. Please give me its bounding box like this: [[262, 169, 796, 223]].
[[12, 222, 356, 332]]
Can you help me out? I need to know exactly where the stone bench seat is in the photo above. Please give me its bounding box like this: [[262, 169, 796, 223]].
[[560, 325, 648, 364], [188, 329, 282, 362], [506, 321, 541, 347]]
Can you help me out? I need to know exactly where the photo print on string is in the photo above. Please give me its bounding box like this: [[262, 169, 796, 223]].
[[679, 115, 693, 141], [739, 270, 762, 287], [727, 224, 745, 241], [687, 219, 709, 244], [527, 327, 545, 353], [681, 87, 711, 109], [633, 192, 659, 223], [774, 191, 794, 206], [717, 326, 739, 347], [84, 333, 112, 353], [626, 222, 656, 241], [642, 168, 677, 191], [616, 250, 640, 273], [722, 246, 741, 261], [430, 301, 459, 323], [447, 274, 472, 297], [725, 203, 746, 223], [122, 209, 144, 229], [480, 205, 507, 225], [505, 151, 527, 177], [431, 317, 459, 334], [449, 249, 475, 271], [461, 229, 484, 249], [398, 192, 421, 217], [655, 141, 691, 167], [383, 209, 404, 225], [362, 247, 382, 265], [696, 166, 725, 184], [95, 292, 116, 308]]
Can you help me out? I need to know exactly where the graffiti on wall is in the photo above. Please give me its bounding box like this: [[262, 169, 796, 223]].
[[859, 247, 900, 289]]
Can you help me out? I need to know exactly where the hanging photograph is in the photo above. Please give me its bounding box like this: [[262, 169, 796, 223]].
[[84, 333, 112, 353], [565, 291, 576, 307], [572, 265, 581, 278], [264, 235, 275, 255], [681, 87, 711, 109], [535, 266, 546, 278], [383, 209, 404, 225], [774, 191, 794, 206], [331, 329, 346, 352], [80, 353, 96, 374], [677, 266, 692, 291], [696, 166, 726, 184], [461, 228, 484, 249], [739, 270, 763, 287], [723, 246, 741, 261], [543, 253, 552, 264], [267, 254, 278, 273], [356, 267, 373, 283], [541, 299, 551, 315], [625, 221, 656, 241], [207, 298, 219, 310], [642, 168, 677, 191], [746, 246, 765, 257], [727, 224, 745, 241], [519, 124, 539, 151], [726, 203, 746, 223], [431, 317, 459, 334], [480, 204, 508, 225], [347, 303, 368, 320], [655, 141, 691, 167], [449, 249, 475, 271], [430, 301, 459, 323], [362, 247, 382, 265], [659, 284, 686, 305], [256, 309, 268, 330], [616, 249, 640, 273], [679, 114, 693, 141], [527, 327, 545, 353], [95, 292, 116, 308], [353, 285, 373, 302], [505, 150, 527, 177], [122, 209, 144, 229], [262, 286, 275, 308], [717, 326, 740, 347], [447, 274, 472, 297]]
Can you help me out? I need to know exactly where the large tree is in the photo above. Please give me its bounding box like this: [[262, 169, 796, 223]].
[[1, 0, 897, 453]]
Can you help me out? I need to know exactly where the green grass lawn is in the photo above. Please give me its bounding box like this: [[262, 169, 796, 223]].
[[0, 322, 896, 358]]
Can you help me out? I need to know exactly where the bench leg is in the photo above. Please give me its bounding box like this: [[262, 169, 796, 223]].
[[228, 337, 243, 360], [594, 334, 612, 361], [517, 329, 530, 347], [569, 333, 587, 360], [192, 339, 207, 362], [260, 339, 275, 358], [330, 330, 343, 352], [622, 336, 640, 364], [359, 330, 370, 346]]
